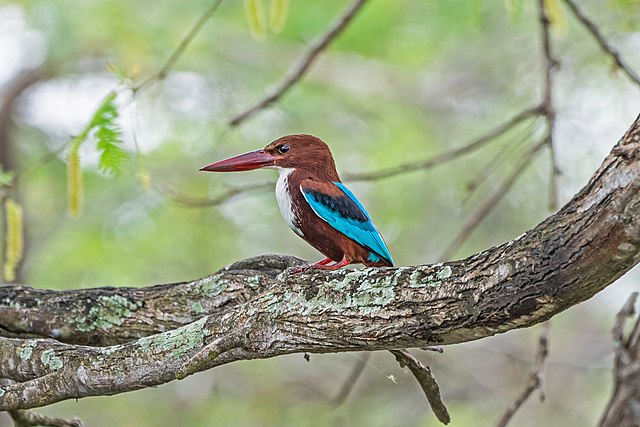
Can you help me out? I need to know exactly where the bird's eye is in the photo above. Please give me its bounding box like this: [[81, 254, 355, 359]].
[[277, 144, 290, 154]]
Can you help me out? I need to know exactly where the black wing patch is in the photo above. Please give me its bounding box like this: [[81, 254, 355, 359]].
[[304, 190, 369, 222]]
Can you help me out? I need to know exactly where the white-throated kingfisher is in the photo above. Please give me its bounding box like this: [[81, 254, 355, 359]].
[[200, 134, 393, 271]]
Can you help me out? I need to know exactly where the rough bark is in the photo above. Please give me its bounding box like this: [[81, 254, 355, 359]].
[[0, 115, 639, 411]]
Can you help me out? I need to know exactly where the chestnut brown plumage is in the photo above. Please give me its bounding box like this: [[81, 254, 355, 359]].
[[201, 134, 393, 271]]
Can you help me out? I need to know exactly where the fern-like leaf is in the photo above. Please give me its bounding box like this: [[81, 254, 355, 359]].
[[90, 92, 126, 174], [65, 91, 126, 217]]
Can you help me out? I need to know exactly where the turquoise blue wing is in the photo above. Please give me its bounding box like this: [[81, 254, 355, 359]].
[[300, 181, 393, 266]]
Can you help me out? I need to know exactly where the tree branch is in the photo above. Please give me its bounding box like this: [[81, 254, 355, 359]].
[[344, 105, 542, 182], [599, 292, 640, 427], [495, 322, 550, 427], [1, 114, 640, 412], [537, 0, 560, 211], [438, 139, 546, 261], [228, 0, 370, 126], [391, 349, 450, 424], [132, 0, 225, 93], [561, 0, 640, 88]]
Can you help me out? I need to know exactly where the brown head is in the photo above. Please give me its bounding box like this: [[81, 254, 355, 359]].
[[200, 134, 340, 181]]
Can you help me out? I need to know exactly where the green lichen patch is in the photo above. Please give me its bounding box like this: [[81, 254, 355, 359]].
[[40, 349, 63, 370], [437, 266, 452, 280], [16, 340, 36, 360], [74, 295, 142, 332], [280, 271, 397, 316], [139, 317, 209, 357], [192, 301, 204, 314], [245, 275, 261, 289], [194, 274, 229, 297], [409, 265, 452, 288]]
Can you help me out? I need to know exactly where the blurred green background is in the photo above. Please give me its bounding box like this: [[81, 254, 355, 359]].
[[1, 0, 640, 425]]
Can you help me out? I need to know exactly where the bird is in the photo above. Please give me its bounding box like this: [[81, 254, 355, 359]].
[[200, 134, 393, 271]]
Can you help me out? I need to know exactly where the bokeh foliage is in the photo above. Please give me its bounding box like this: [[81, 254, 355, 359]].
[[1, 0, 640, 425]]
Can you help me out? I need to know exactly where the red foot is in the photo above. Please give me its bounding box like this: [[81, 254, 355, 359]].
[[290, 257, 351, 274]]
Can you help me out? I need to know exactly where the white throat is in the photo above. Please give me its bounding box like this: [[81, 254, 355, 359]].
[[275, 167, 303, 237]]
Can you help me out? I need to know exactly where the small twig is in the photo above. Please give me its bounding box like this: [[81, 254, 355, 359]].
[[132, 0, 225, 93], [156, 181, 274, 207], [537, 0, 560, 211], [329, 352, 371, 408], [8, 410, 84, 427], [166, 107, 542, 209], [438, 140, 546, 261], [561, 0, 640, 88], [462, 121, 536, 206], [422, 346, 445, 353], [228, 0, 370, 126], [345, 105, 542, 182], [495, 322, 551, 427], [390, 349, 450, 425]]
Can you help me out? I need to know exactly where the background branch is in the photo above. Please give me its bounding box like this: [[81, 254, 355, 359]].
[[391, 350, 450, 425], [561, 0, 640, 88], [228, 0, 370, 126], [132, 0, 225, 93], [599, 292, 640, 427], [537, 0, 559, 211], [495, 322, 550, 427]]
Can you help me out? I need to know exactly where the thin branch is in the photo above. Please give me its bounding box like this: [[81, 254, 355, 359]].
[[390, 350, 450, 425], [344, 105, 543, 182], [228, 0, 370, 126], [599, 292, 640, 427], [537, 0, 560, 211], [329, 352, 371, 408], [495, 321, 551, 427], [132, 0, 225, 93], [156, 181, 273, 207], [462, 120, 536, 206], [164, 106, 542, 209], [561, 0, 640, 88], [9, 410, 83, 427], [438, 140, 546, 261]]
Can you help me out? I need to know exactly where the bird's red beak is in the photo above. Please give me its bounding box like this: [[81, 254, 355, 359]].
[[199, 149, 277, 172]]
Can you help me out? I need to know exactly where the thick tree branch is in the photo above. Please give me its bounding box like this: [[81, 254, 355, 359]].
[[0, 254, 303, 346], [1, 115, 640, 411]]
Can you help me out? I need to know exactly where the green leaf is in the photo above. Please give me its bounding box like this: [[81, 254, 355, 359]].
[[65, 90, 126, 216]]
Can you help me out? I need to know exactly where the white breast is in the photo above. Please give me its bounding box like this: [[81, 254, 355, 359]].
[[275, 168, 303, 237]]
